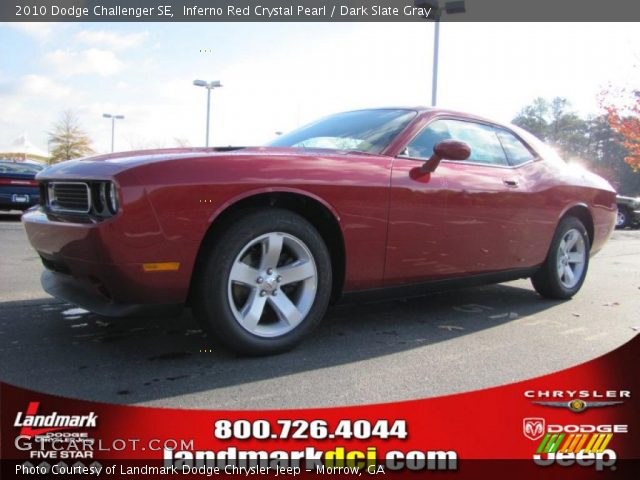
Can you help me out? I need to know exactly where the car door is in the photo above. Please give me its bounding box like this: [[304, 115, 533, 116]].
[[384, 117, 528, 286]]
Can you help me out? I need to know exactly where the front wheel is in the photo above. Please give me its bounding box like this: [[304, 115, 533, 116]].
[[193, 208, 332, 355], [531, 216, 590, 300]]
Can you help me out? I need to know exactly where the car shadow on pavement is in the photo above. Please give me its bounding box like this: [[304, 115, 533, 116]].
[[0, 282, 563, 406]]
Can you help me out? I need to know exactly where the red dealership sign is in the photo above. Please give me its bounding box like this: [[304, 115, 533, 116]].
[[2, 336, 639, 479]]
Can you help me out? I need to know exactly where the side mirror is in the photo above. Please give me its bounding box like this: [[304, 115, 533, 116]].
[[421, 140, 471, 173]]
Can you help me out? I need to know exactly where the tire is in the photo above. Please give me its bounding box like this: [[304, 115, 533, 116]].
[[615, 208, 629, 229], [531, 216, 590, 300], [193, 208, 332, 355]]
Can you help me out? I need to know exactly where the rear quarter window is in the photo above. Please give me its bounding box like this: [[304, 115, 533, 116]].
[[496, 130, 536, 166]]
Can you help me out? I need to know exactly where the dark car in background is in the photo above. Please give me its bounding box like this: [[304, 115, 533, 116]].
[[615, 195, 640, 229], [0, 161, 43, 211]]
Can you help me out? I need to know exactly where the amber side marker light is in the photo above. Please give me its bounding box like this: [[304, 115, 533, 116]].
[[143, 262, 180, 272]]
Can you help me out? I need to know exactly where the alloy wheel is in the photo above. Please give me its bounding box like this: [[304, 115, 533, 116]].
[[227, 232, 318, 337], [556, 228, 586, 289]]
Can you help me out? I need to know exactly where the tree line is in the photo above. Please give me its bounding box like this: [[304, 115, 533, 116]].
[[512, 96, 639, 196]]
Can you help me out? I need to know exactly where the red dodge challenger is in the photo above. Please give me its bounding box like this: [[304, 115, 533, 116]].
[[22, 108, 616, 354]]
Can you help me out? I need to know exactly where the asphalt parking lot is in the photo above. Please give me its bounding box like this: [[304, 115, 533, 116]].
[[1, 211, 638, 409]]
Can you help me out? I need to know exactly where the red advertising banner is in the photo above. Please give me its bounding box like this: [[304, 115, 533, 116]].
[[2, 335, 638, 479]]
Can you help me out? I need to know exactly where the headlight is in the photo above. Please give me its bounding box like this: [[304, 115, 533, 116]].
[[106, 182, 118, 215], [90, 181, 119, 217]]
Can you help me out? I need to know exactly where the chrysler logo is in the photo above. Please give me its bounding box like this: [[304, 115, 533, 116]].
[[532, 400, 623, 413], [523, 417, 545, 441]]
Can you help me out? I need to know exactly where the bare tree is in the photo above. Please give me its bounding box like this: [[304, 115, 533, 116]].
[[48, 110, 94, 164]]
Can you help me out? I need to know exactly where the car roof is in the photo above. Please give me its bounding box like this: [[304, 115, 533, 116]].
[[342, 107, 513, 130]]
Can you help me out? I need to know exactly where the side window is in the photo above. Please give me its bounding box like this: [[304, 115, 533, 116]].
[[496, 129, 536, 166], [404, 119, 508, 166], [404, 120, 452, 159], [444, 120, 508, 166]]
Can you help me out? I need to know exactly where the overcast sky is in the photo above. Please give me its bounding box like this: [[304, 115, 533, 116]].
[[0, 22, 637, 154]]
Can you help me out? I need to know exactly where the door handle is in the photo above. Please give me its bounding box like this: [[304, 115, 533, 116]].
[[503, 179, 519, 188]]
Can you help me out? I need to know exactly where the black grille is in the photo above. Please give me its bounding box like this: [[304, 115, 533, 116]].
[[48, 182, 90, 213]]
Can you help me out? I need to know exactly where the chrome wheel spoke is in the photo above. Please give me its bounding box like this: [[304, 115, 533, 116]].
[[229, 262, 259, 286], [268, 292, 303, 328], [559, 239, 567, 255], [563, 265, 575, 284], [565, 231, 578, 250], [240, 291, 267, 331], [567, 252, 584, 264], [278, 261, 315, 285], [261, 234, 284, 270]]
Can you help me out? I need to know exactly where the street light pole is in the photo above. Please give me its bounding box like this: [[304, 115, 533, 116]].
[[432, 19, 440, 107], [206, 87, 211, 147], [110, 117, 115, 152], [416, 1, 466, 107], [102, 113, 125, 153], [193, 79, 222, 147]]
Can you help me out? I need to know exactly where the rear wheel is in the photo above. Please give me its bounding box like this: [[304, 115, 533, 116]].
[[531, 216, 590, 300], [193, 208, 332, 355]]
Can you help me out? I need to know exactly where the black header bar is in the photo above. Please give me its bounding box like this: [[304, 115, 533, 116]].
[[2, 0, 639, 22]]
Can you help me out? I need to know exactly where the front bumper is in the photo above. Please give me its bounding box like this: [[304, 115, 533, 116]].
[[42, 270, 182, 317], [22, 208, 193, 316]]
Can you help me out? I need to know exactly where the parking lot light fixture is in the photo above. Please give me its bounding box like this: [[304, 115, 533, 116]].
[[102, 113, 125, 153], [193, 79, 223, 147]]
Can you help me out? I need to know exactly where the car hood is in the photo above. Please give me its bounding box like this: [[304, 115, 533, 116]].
[[36, 147, 368, 181]]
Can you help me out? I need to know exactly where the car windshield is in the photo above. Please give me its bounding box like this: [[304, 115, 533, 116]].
[[267, 109, 417, 154], [0, 162, 45, 174]]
